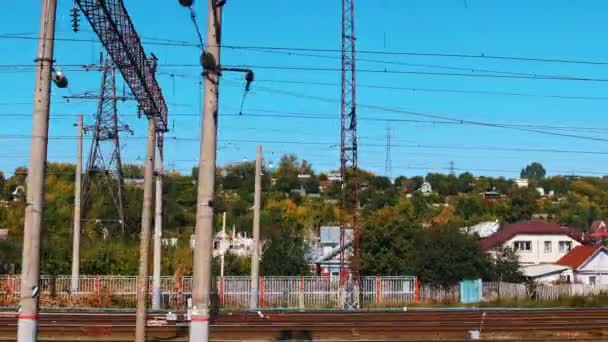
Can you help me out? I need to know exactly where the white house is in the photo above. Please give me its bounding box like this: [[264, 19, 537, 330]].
[[327, 172, 342, 182], [161, 237, 178, 248], [418, 181, 432, 195], [513, 178, 529, 188], [481, 220, 583, 265], [192, 226, 256, 257], [461, 220, 500, 238], [535, 187, 555, 198], [557, 245, 608, 285]]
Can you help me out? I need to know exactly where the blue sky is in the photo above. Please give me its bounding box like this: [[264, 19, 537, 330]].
[[2, 0, 608, 179]]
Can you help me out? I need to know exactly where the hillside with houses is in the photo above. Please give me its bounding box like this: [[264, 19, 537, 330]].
[[2, 159, 608, 289]]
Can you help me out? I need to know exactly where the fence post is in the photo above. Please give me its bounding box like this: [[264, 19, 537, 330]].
[[299, 276, 304, 309], [376, 277, 382, 305], [414, 277, 420, 304], [94, 275, 100, 299], [498, 281, 501, 301], [7, 275, 12, 297], [219, 276, 224, 306], [259, 276, 265, 308], [178, 275, 184, 309]]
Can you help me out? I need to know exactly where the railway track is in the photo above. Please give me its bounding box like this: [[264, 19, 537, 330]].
[[0, 309, 607, 341]]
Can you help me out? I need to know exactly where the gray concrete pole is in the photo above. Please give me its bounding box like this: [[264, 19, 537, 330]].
[[152, 135, 164, 311], [190, 1, 222, 340], [71, 114, 83, 294], [249, 145, 262, 310], [17, 0, 57, 340], [135, 118, 156, 342]]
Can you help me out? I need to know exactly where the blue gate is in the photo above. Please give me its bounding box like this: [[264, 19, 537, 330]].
[[460, 279, 482, 304]]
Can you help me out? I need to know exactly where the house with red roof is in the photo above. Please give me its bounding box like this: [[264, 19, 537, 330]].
[[557, 245, 608, 285], [588, 220, 608, 241], [480, 220, 583, 265]]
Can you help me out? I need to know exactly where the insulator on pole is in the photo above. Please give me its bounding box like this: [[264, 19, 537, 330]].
[[71, 5, 80, 32]]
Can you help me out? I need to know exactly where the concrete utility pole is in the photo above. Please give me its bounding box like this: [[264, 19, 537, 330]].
[[135, 118, 156, 342], [152, 135, 164, 311], [18, 0, 57, 341], [191, 0, 223, 340], [250, 145, 262, 310], [71, 114, 83, 293]]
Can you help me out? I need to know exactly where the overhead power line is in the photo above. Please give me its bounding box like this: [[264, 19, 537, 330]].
[[7, 62, 608, 82], [3, 34, 608, 66], [2, 133, 608, 156], [256, 78, 608, 101], [220, 64, 608, 82], [252, 86, 608, 143], [3, 110, 608, 134], [233, 47, 596, 81], [3, 109, 608, 135], [221, 44, 608, 66]]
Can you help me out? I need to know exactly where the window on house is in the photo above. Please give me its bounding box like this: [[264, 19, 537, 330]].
[[544, 241, 552, 253], [513, 241, 532, 252], [559, 241, 573, 252], [590, 276, 597, 285]]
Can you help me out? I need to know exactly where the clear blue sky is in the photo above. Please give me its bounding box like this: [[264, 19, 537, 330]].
[[2, 0, 608, 179]]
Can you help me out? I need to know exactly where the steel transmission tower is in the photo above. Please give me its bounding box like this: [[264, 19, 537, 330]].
[[339, 0, 360, 308], [65, 58, 133, 233], [84, 59, 132, 233], [385, 124, 392, 179]]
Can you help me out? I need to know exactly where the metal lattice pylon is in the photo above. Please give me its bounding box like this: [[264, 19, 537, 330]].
[[340, 0, 360, 309], [80, 58, 133, 234]]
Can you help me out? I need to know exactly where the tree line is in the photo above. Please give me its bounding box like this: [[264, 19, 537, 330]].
[[0, 158, 605, 287]]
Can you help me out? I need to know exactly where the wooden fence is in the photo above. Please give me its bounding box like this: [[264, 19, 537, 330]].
[[535, 283, 608, 301]]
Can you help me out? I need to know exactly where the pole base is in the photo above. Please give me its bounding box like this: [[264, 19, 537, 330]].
[[17, 318, 37, 342], [189, 318, 209, 342], [152, 287, 162, 311]]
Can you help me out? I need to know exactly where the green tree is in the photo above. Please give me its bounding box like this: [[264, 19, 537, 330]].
[[260, 228, 310, 276], [122, 164, 144, 178], [274, 154, 301, 193], [302, 176, 320, 194], [0, 171, 5, 199], [489, 246, 525, 283], [455, 195, 485, 222], [504, 187, 540, 223], [212, 254, 250, 276], [0, 240, 20, 273], [520, 162, 546, 182], [409, 176, 424, 192], [360, 206, 418, 275], [539, 176, 571, 196], [456, 172, 475, 193], [414, 226, 492, 287], [259, 204, 310, 276], [425, 173, 458, 196]]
